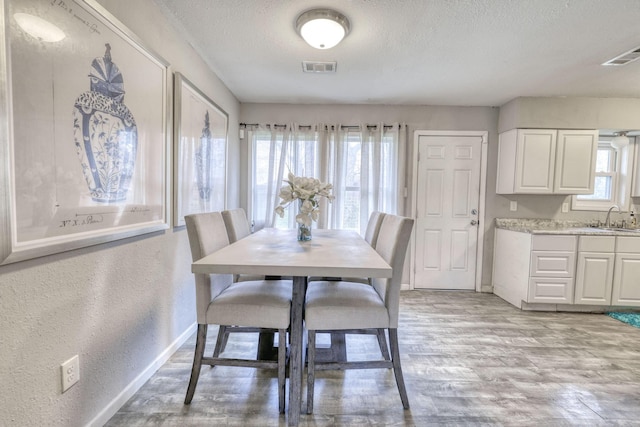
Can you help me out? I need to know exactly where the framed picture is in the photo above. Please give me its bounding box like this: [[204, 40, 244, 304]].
[[0, 0, 171, 265], [173, 72, 227, 227]]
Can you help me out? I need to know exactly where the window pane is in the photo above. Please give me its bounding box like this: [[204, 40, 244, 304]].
[[577, 176, 612, 200], [595, 148, 612, 173]]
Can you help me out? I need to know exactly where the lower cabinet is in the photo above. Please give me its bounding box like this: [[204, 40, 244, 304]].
[[528, 239, 576, 303], [612, 237, 640, 307], [493, 229, 640, 309], [574, 236, 615, 305], [492, 229, 577, 308]]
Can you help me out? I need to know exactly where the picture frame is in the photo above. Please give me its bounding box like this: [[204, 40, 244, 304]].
[[173, 72, 227, 227], [0, 0, 171, 265]]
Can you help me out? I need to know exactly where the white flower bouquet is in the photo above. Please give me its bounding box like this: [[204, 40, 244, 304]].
[[275, 172, 334, 228]]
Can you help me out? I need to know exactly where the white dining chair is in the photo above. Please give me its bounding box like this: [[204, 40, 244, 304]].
[[304, 213, 414, 414], [221, 208, 265, 282], [221, 208, 251, 243], [184, 211, 291, 413], [363, 211, 386, 248]]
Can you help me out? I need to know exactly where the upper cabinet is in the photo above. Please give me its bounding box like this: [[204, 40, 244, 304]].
[[496, 129, 598, 195]]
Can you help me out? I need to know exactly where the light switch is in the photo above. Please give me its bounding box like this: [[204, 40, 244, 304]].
[[509, 201, 517, 211]]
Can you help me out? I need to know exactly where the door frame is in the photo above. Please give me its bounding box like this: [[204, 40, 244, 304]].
[[410, 130, 489, 292]]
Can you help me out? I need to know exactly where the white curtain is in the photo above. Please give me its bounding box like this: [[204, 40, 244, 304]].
[[247, 124, 290, 230], [249, 122, 407, 235]]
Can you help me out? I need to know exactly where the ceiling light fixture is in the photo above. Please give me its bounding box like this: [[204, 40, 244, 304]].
[[295, 8, 350, 50], [611, 131, 629, 149], [14, 13, 66, 42]]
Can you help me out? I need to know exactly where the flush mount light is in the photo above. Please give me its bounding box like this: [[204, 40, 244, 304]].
[[295, 8, 350, 50], [611, 131, 630, 149], [14, 13, 66, 42]]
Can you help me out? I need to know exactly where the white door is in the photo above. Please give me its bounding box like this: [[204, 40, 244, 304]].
[[413, 134, 483, 290]]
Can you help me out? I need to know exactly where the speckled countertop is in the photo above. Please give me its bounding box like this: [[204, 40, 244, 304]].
[[495, 218, 640, 235]]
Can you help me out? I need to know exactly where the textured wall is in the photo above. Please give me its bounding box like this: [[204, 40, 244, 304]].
[[239, 103, 502, 287], [0, 0, 240, 425]]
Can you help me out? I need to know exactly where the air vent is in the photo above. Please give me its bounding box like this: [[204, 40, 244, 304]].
[[302, 61, 337, 73], [602, 47, 640, 66]]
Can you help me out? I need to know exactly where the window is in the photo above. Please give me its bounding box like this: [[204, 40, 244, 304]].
[[248, 124, 403, 235], [572, 138, 632, 211]]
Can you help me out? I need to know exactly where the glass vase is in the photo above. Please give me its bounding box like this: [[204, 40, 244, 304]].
[[297, 200, 312, 241]]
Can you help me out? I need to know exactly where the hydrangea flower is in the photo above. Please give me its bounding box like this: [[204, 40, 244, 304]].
[[275, 172, 334, 227]]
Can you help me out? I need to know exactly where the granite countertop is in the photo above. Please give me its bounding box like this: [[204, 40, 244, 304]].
[[495, 218, 640, 235]]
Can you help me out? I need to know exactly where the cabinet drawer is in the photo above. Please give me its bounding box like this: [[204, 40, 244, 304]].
[[579, 236, 615, 252], [616, 236, 640, 253], [530, 251, 575, 277], [528, 277, 574, 303], [532, 235, 576, 252]]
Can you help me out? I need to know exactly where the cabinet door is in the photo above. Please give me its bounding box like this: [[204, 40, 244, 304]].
[[574, 252, 614, 305], [514, 129, 557, 193], [554, 130, 598, 194], [528, 277, 574, 303], [612, 253, 640, 307]]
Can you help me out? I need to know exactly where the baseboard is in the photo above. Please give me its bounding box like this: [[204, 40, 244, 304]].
[[87, 322, 197, 427]]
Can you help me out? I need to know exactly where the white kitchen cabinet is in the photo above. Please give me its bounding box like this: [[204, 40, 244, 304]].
[[496, 129, 598, 195], [492, 229, 577, 308], [612, 236, 640, 307], [574, 236, 615, 305]]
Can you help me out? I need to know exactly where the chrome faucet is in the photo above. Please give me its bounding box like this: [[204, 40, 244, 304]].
[[605, 205, 620, 228]]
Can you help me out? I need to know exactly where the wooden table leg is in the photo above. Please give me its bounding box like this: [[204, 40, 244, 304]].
[[288, 276, 307, 426]]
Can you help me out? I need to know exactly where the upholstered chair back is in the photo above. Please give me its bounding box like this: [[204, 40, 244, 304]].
[[185, 212, 234, 324], [221, 208, 251, 243], [364, 211, 386, 247], [371, 214, 414, 328]]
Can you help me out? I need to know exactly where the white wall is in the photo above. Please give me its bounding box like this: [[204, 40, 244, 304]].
[[240, 103, 640, 289], [239, 103, 504, 287], [0, 1, 240, 425], [499, 96, 640, 132]]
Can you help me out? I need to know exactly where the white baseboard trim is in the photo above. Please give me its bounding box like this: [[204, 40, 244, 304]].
[[88, 322, 197, 427]]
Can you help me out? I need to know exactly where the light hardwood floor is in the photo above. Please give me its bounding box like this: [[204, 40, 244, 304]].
[[106, 290, 640, 426]]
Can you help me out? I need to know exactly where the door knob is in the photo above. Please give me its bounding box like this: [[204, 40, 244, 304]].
[[470, 219, 478, 226], [471, 209, 478, 215]]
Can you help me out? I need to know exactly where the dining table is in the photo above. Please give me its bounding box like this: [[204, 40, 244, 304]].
[[191, 227, 392, 426]]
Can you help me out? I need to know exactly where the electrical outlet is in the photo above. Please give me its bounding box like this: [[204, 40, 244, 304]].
[[61, 355, 79, 393], [562, 202, 569, 213], [509, 200, 517, 211]]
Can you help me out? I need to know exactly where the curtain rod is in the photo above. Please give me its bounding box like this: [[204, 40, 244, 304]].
[[239, 123, 400, 130]]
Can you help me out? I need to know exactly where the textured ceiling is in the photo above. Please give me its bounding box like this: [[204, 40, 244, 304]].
[[153, 0, 640, 107]]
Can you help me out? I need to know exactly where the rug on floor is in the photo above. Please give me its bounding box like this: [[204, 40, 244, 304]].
[[607, 312, 640, 328]]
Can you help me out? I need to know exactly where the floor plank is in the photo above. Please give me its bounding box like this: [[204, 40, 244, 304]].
[[105, 290, 640, 426]]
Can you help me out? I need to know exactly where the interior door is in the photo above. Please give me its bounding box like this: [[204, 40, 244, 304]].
[[413, 134, 482, 289]]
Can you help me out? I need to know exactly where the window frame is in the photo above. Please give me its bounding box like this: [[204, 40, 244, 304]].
[[571, 137, 633, 212]]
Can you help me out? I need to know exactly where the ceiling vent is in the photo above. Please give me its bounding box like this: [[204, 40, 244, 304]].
[[302, 61, 337, 73], [602, 46, 640, 66]]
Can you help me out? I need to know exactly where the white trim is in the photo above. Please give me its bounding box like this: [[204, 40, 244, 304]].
[[410, 130, 489, 292], [87, 322, 197, 427], [571, 138, 633, 212]]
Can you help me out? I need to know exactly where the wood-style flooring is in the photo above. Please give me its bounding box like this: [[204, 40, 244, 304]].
[[105, 290, 640, 426]]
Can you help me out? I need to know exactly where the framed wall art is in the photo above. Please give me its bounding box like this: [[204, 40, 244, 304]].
[[0, 0, 171, 265], [173, 72, 227, 227]]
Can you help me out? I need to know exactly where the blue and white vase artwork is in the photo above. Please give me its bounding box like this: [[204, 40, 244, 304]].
[[195, 111, 212, 201], [73, 44, 138, 203]]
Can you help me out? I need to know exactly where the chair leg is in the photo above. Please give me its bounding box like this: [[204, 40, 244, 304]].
[[212, 325, 227, 357], [306, 330, 316, 414], [388, 328, 410, 409], [376, 328, 391, 361], [185, 324, 207, 404], [278, 329, 286, 414]]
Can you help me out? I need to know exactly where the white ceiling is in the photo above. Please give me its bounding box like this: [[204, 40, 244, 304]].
[[154, 0, 640, 107]]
